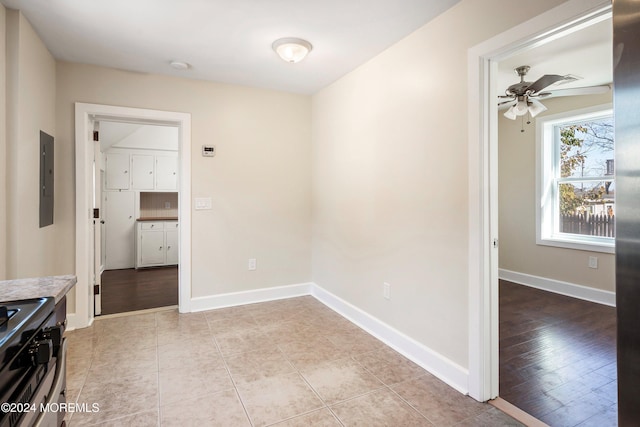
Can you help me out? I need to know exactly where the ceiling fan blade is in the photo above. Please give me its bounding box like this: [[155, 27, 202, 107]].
[[527, 74, 576, 94], [536, 84, 611, 99]]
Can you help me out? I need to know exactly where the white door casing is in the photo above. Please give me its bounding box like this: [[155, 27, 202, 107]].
[[74, 103, 191, 330]]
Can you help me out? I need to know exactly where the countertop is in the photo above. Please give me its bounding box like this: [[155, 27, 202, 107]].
[[137, 217, 179, 221], [0, 275, 77, 304]]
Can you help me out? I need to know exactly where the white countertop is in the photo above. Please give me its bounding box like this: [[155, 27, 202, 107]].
[[0, 275, 77, 304]]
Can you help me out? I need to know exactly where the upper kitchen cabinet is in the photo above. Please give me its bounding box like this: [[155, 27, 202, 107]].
[[131, 155, 155, 190], [105, 153, 130, 190], [155, 156, 178, 190], [105, 151, 178, 191]]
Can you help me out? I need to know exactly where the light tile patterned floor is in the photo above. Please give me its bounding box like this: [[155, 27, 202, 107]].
[[64, 296, 523, 426]]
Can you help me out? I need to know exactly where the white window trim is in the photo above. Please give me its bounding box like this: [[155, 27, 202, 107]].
[[536, 103, 614, 254]]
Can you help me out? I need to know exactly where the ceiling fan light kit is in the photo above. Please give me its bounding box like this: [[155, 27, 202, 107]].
[[499, 65, 610, 128], [272, 37, 312, 63]]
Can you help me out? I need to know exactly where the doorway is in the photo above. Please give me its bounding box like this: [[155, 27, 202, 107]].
[[74, 103, 191, 329], [467, 0, 612, 404], [98, 120, 180, 315]]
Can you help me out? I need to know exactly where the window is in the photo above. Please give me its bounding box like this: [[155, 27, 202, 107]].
[[537, 104, 614, 253]]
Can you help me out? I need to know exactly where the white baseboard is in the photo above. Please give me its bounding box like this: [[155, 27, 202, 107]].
[[190, 282, 313, 312], [65, 312, 94, 332], [499, 269, 616, 307], [310, 283, 469, 395]]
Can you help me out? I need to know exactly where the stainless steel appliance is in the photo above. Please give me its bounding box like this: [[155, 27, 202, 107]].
[[0, 298, 67, 427], [613, 0, 640, 425]]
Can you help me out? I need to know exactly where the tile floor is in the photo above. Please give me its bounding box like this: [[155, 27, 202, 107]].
[[64, 296, 523, 426]]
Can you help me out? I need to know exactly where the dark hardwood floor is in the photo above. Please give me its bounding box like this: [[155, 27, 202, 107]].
[[499, 280, 617, 427], [100, 266, 178, 315]]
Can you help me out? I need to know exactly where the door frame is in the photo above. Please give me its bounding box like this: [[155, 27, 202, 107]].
[[74, 103, 192, 329], [466, 0, 611, 401]]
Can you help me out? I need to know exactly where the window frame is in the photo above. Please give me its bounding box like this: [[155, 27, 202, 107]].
[[536, 103, 615, 254]]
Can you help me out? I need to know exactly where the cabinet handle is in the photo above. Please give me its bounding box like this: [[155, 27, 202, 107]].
[[129, 216, 132, 219], [159, 246, 163, 250], [149, 171, 152, 174], [150, 224, 154, 228], [167, 246, 171, 250], [124, 170, 128, 174]]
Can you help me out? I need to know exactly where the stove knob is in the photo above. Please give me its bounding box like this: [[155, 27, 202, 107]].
[[29, 339, 53, 365], [42, 325, 63, 353]]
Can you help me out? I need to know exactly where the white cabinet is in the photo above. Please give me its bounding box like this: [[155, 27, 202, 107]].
[[165, 227, 179, 265], [131, 155, 154, 189], [104, 191, 135, 269], [136, 221, 179, 268], [155, 156, 178, 190], [105, 153, 130, 190], [105, 151, 177, 191]]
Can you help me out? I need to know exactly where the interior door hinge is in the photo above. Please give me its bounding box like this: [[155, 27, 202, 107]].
[[93, 284, 100, 295], [93, 131, 99, 141]]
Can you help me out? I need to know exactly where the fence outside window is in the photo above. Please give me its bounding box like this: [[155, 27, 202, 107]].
[[560, 212, 615, 238]]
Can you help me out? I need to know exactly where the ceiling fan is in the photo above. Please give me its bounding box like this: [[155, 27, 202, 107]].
[[499, 65, 611, 120]]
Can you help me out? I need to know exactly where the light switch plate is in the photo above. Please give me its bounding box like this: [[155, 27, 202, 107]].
[[195, 197, 212, 210]]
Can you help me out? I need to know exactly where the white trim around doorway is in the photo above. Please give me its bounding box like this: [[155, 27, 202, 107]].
[[73, 103, 191, 329], [466, 0, 611, 402]]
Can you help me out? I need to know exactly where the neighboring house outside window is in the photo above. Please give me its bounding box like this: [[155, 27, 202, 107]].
[[537, 104, 614, 254]]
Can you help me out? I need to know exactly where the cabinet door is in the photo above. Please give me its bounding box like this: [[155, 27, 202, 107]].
[[155, 156, 178, 190], [105, 153, 130, 190], [104, 191, 135, 269], [131, 155, 154, 190], [139, 230, 165, 266], [165, 229, 179, 265]]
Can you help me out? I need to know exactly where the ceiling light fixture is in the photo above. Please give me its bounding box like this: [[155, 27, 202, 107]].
[[503, 95, 547, 120], [170, 61, 190, 70], [272, 38, 312, 63]]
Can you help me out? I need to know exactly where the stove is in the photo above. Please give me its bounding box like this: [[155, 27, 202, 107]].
[[0, 298, 66, 427]]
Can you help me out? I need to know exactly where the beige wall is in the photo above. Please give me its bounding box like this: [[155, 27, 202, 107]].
[[499, 93, 615, 292], [311, 0, 566, 368], [5, 9, 58, 279], [0, 5, 6, 279], [56, 62, 312, 306]]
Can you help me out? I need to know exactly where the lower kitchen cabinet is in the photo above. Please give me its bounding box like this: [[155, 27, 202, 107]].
[[135, 220, 179, 268]]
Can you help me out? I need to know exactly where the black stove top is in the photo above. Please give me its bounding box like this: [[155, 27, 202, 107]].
[[0, 298, 54, 365]]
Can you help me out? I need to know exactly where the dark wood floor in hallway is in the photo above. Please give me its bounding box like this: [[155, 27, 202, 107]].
[[101, 266, 178, 315], [499, 280, 617, 427]]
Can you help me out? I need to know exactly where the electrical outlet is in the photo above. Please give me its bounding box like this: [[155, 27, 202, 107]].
[[588, 256, 598, 269], [248, 258, 257, 271], [383, 282, 391, 300]]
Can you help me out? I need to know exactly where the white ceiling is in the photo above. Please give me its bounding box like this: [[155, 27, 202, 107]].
[[1, 0, 461, 94], [497, 17, 612, 97]]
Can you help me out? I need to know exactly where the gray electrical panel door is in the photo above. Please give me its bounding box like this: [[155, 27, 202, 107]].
[[40, 131, 54, 228]]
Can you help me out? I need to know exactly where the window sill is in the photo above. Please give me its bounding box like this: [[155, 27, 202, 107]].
[[537, 236, 615, 254]]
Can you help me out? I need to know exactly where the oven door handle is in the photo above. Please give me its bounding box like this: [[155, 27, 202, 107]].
[[33, 337, 67, 427]]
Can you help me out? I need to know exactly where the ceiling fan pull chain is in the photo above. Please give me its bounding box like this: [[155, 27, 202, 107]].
[[521, 116, 525, 133]]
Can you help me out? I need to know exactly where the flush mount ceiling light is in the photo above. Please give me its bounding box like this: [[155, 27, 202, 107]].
[[272, 38, 312, 63], [169, 60, 190, 70]]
